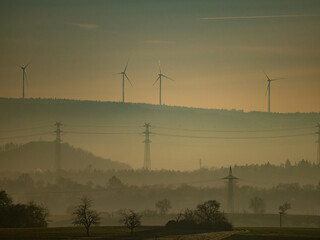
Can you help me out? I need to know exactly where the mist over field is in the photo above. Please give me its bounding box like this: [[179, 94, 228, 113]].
[[0, 98, 319, 228]]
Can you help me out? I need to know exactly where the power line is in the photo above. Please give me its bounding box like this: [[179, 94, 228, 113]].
[[153, 125, 315, 133], [0, 123, 315, 141], [0, 125, 51, 133], [64, 124, 140, 128], [65, 131, 139, 135], [153, 132, 314, 140], [0, 132, 52, 140]]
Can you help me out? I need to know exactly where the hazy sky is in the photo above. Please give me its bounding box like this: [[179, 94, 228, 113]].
[[1, 0, 319, 112]]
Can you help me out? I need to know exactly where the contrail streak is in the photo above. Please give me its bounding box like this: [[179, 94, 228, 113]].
[[201, 14, 319, 20]]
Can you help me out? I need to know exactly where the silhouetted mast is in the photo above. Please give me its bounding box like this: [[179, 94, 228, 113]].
[[317, 123, 320, 164], [143, 123, 151, 170], [54, 121, 62, 175], [153, 61, 173, 105], [114, 61, 132, 103], [264, 71, 284, 113], [223, 166, 239, 213], [19, 64, 29, 99]]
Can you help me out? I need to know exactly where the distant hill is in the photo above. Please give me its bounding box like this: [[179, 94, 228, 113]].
[[0, 98, 319, 170], [0, 141, 131, 172]]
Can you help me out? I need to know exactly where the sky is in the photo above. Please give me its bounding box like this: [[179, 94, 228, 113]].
[[0, 0, 320, 113]]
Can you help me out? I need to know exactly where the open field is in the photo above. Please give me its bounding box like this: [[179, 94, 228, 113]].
[[224, 227, 320, 240], [48, 213, 320, 228], [0, 227, 320, 240]]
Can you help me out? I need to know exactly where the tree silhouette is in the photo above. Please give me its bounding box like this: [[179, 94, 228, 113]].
[[0, 190, 48, 228], [0, 190, 12, 206], [167, 200, 233, 231], [72, 196, 100, 236], [279, 201, 291, 214], [120, 210, 142, 235], [279, 201, 291, 227], [155, 199, 172, 215], [196, 200, 222, 224], [249, 196, 266, 214]]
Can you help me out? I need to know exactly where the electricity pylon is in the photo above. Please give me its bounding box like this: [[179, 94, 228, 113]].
[[143, 123, 151, 170], [222, 166, 239, 214], [54, 121, 63, 175]]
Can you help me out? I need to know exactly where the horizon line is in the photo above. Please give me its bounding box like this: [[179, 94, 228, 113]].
[[0, 97, 319, 114], [201, 14, 320, 20]]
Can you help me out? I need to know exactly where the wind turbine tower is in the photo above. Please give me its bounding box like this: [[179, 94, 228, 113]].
[[114, 61, 132, 103], [153, 61, 173, 105], [223, 166, 239, 214], [264, 71, 284, 113], [19, 63, 29, 99]]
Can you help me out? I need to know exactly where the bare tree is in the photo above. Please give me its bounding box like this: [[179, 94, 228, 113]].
[[279, 201, 291, 227], [120, 210, 142, 235], [196, 200, 224, 224], [166, 200, 233, 231], [183, 208, 196, 222], [155, 199, 172, 215], [279, 201, 291, 214], [249, 196, 266, 214], [72, 196, 101, 236]]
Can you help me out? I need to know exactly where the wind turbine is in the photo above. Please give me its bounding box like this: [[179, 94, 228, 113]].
[[153, 61, 173, 105], [19, 63, 29, 99], [264, 71, 284, 113], [114, 61, 132, 103]]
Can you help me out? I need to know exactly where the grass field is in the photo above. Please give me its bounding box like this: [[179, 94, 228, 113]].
[[0, 227, 320, 240], [224, 227, 320, 240]]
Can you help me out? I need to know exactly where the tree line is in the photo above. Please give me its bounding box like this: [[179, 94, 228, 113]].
[[0, 189, 233, 237], [2, 159, 317, 187], [0, 174, 319, 215]]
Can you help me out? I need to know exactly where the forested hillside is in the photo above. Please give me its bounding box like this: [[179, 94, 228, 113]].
[[0, 141, 131, 171], [0, 98, 319, 169]]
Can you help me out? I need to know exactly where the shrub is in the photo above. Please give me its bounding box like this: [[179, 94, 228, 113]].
[[0, 191, 49, 228], [166, 200, 233, 231]]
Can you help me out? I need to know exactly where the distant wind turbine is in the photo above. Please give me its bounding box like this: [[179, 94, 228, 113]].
[[18, 63, 30, 99], [153, 61, 173, 105], [264, 71, 284, 113], [114, 61, 132, 103]]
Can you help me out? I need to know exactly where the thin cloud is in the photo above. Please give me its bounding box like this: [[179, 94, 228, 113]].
[[144, 40, 175, 45], [68, 22, 99, 30], [201, 14, 319, 20]]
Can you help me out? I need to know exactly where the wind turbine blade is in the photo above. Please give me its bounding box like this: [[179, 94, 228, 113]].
[[265, 84, 269, 96], [270, 78, 285, 81], [153, 76, 160, 86], [125, 73, 133, 86], [124, 60, 129, 73], [162, 74, 174, 81], [158, 60, 162, 74], [263, 70, 270, 80], [113, 73, 122, 75], [22, 61, 31, 69]]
